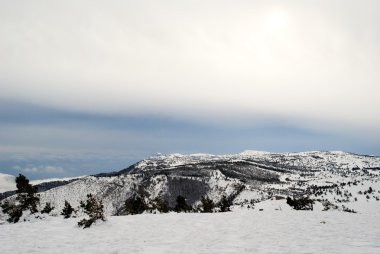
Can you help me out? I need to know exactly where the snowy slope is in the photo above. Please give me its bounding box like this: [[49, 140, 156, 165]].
[[1, 151, 380, 217], [0, 210, 379, 254]]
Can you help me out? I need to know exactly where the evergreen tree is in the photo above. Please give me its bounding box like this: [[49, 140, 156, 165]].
[[152, 197, 169, 213], [0, 200, 23, 223], [286, 196, 314, 210], [125, 195, 146, 215], [41, 202, 55, 214], [61, 200, 75, 219], [78, 194, 105, 228], [0, 174, 39, 223], [200, 196, 215, 213], [174, 195, 191, 213], [15, 174, 40, 213], [218, 195, 231, 212], [286, 197, 294, 207]]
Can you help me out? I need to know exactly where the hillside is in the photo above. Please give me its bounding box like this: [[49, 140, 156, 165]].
[[2, 150, 379, 217], [1, 150, 380, 253]]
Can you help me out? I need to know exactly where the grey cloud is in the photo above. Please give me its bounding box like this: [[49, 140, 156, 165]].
[[20, 165, 65, 174], [0, 0, 379, 132], [0, 1, 380, 180]]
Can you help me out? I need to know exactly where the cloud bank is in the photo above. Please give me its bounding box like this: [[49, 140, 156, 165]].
[[1, 1, 380, 178], [0, 0, 379, 131]]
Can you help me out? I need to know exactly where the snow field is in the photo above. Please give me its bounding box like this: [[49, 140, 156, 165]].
[[1, 210, 379, 254]]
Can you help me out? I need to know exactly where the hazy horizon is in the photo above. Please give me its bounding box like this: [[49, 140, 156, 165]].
[[1, 0, 380, 179]]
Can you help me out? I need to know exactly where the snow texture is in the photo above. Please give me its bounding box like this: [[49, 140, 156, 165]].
[[0, 209, 379, 254]]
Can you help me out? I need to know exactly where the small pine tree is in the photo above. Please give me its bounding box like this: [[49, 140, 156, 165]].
[[41, 202, 55, 214], [286, 197, 294, 206], [286, 196, 314, 210], [1, 174, 39, 223], [61, 200, 75, 219], [78, 194, 105, 229], [200, 196, 214, 213], [219, 195, 231, 212], [125, 195, 146, 215], [1, 200, 23, 223], [174, 195, 191, 213], [15, 174, 40, 214], [152, 197, 169, 213]]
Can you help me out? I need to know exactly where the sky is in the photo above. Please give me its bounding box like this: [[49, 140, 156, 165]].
[[1, 0, 379, 179]]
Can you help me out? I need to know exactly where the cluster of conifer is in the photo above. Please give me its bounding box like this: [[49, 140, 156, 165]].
[[124, 194, 232, 215], [1, 174, 105, 228]]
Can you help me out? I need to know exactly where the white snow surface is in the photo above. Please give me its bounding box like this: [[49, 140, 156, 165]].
[[0, 210, 379, 254]]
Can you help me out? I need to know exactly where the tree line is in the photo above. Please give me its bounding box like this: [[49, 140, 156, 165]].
[[1, 174, 234, 228]]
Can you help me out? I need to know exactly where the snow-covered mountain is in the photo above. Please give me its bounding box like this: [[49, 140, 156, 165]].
[[1, 151, 380, 216]]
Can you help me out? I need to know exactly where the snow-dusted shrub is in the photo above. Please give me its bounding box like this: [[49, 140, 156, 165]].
[[200, 196, 215, 213], [174, 195, 192, 213], [41, 202, 55, 214], [286, 196, 314, 210], [151, 197, 169, 213], [16, 174, 40, 214], [218, 195, 232, 212], [61, 200, 75, 219], [125, 195, 147, 215], [0, 200, 23, 223], [1, 174, 40, 223], [78, 194, 105, 229]]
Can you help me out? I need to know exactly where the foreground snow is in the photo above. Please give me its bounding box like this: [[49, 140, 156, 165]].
[[1, 210, 379, 254]]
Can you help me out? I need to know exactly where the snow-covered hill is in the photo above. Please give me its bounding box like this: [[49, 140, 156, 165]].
[[1, 151, 380, 217], [1, 151, 380, 254]]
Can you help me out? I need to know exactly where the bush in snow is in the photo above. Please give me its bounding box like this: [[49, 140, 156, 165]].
[[200, 196, 215, 213], [78, 194, 105, 229], [174, 195, 192, 213], [218, 195, 232, 212], [152, 197, 169, 213], [286, 196, 314, 210], [61, 200, 75, 219], [125, 195, 147, 215], [0, 174, 40, 223], [0, 200, 23, 223], [41, 202, 55, 214]]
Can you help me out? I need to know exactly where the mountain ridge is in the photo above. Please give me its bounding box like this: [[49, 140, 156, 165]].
[[1, 150, 380, 218]]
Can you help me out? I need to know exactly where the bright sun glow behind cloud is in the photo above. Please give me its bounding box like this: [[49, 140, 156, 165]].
[[1, 0, 380, 178], [264, 10, 290, 32], [0, 0, 379, 133]]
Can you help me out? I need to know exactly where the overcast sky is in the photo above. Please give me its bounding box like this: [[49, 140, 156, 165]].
[[1, 0, 379, 179]]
